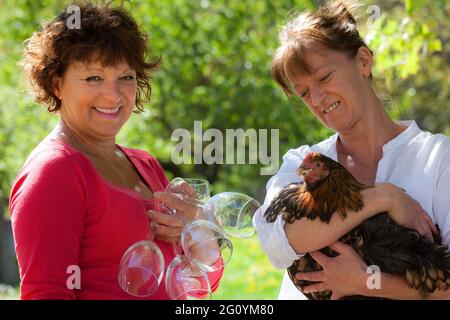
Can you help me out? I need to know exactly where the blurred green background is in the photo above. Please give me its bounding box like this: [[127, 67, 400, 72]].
[[0, 0, 449, 299]]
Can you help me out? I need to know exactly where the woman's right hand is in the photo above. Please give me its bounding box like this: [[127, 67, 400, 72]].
[[379, 183, 437, 241]]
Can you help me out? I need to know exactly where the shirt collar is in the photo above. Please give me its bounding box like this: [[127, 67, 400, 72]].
[[382, 120, 420, 152], [319, 120, 421, 159]]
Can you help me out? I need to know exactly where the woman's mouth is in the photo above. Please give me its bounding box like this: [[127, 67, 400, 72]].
[[323, 101, 340, 114], [93, 106, 123, 118]]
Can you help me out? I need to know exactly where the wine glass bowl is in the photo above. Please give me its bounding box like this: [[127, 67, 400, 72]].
[[165, 255, 212, 300], [181, 219, 233, 273], [165, 177, 187, 195], [204, 192, 260, 239], [184, 178, 211, 203], [117, 240, 165, 297]]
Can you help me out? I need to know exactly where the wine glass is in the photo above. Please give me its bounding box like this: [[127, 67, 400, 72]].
[[203, 192, 260, 239], [166, 178, 260, 238], [181, 219, 233, 273], [165, 255, 212, 300], [117, 200, 173, 297], [165, 177, 210, 202], [184, 178, 210, 203]]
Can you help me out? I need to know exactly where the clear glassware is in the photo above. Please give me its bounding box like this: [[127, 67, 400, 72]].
[[163, 218, 222, 299], [165, 255, 212, 300], [203, 192, 260, 239], [184, 178, 210, 203], [166, 177, 260, 239], [165, 178, 233, 271], [117, 200, 172, 297], [181, 219, 233, 273], [117, 192, 231, 299], [156, 178, 261, 299]]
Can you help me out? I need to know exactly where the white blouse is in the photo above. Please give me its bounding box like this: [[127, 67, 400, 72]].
[[253, 121, 450, 270]]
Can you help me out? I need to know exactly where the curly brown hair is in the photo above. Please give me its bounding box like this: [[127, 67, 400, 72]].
[[22, 2, 160, 113]]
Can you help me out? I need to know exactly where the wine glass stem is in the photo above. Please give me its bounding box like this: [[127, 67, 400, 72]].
[[202, 204, 221, 226], [148, 220, 157, 241], [172, 241, 183, 256]]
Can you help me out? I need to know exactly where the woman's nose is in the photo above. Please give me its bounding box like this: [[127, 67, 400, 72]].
[[102, 81, 123, 105], [309, 86, 326, 108]]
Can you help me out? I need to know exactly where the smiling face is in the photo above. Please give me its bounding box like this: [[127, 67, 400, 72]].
[[54, 59, 137, 140], [287, 46, 373, 133]]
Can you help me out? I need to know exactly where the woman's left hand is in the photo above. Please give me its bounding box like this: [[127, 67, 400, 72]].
[[295, 241, 369, 300]]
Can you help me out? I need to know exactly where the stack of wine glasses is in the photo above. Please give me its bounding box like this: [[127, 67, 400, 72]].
[[118, 177, 261, 300]]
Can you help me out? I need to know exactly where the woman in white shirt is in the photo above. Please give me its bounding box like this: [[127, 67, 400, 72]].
[[254, 1, 450, 299]]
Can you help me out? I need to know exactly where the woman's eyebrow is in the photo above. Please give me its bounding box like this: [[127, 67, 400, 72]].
[[310, 65, 328, 74], [78, 66, 103, 72]]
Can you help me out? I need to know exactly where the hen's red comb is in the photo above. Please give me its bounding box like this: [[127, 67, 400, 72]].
[[302, 152, 317, 165]]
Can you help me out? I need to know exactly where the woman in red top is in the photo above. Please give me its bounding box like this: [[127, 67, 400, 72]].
[[9, 3, 223, 299]]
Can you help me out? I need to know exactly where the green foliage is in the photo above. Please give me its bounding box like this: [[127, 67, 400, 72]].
[[0, 284, 19, 300], [1, 0, 448, 206], [119, 0, 322, 198], [364, 0, 449, 121]]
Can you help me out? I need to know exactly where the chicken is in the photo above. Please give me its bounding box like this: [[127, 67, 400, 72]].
[[264, 152, 450, 299]]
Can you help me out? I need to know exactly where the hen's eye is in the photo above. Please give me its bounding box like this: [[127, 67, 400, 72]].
[[316, 163, 320, 167]]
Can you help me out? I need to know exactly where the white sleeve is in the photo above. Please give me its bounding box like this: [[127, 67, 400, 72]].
[[253, 146, 310, 269], [433, 158, 450, 250]]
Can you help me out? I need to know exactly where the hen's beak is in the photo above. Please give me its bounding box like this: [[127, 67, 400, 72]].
[[296, 165, 312, 177]]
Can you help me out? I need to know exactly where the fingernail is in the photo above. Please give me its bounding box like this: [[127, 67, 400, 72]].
[[146, 211, 153, 218]]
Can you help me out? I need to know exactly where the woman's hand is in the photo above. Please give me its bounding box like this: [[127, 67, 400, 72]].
[[379, 183, 437, 241], [146, 209, 184, 244], [296, 241, 369, 299], [148, 191, 207, 244], [154, 191, 206, 222]]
